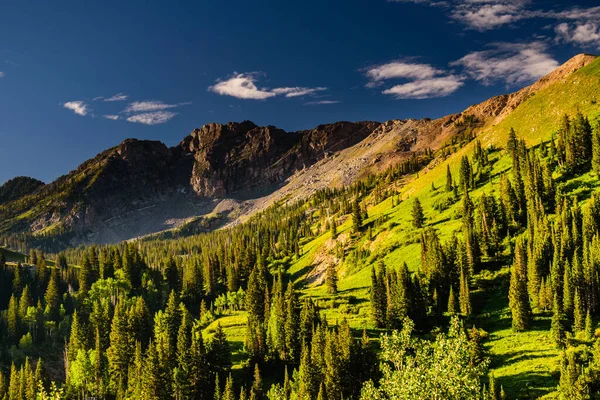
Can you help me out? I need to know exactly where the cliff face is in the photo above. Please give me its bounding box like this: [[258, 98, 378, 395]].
[[179, 120, 380, 197]]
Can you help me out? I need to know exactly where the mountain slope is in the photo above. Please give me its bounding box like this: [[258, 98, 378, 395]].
[[0, 54, 596, 250]]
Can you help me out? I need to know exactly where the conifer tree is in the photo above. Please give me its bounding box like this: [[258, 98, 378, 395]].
[[223, 374, 235, 400], [459, 265, 472, 315], [284, 283, 300, 363], [573, 288, 585, 333], [250, 364, 263, 400], [551, 293, 565, 348], [412, 198, 425, 229], [585, 310, 594, 340], [448, 285, 457, 315], [141, 343, 163, 400], [7, 294, 19, 341], [44, 269, 61, 323], [446, 165, 453, 192], [592, 124, 600, 176], [106, 300, 132, 397], [508, 239, 531, 331], [352, 199, 362, 233], [325, 264, 338, 295]]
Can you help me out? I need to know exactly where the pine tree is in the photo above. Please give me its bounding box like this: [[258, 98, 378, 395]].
[[551, 293, 565, 348], [593, 124, 600, 175], [44, 269, 61, 323], [573, 288, 585, 333], [330, 218, 337, 240], [412, 198, 425, 229], [508, 239, 531, 331], [106, 300, 132, 397], [489, 373, 500, 400], [141, 343, 163, 400], [7, 294, 19, 341], [446, 164, 453, 192], [325, 264, 338, 295], [284, 283, 301, 363], [223, 374, 235, 400], [251, 364, 263, 400], [459, 265, 472, 315], [370, 266, 386, 328], [585, 310, 594, 340], [447, 285, 457, 315], [352, 199, 362, 233]]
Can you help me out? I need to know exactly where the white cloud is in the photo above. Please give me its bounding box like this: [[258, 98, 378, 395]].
[[104, 93, 128, 102], [365, 62, 443, 86], [209, 73, 276, 100], [271, 87, 327, 97], [124, 101, 181, 113], [126, 111, 177, 125], [304, 100, 340, 105], [364, 60, 463, 99], [555, 22, 600, 48], [209, 72, 327, 100], [104, 115, 120, 120], [452, 42, 559, 86], [451, 0, 531, 31], [0, 72, 4, 78], [382, 76, 464, 99], [63, 101, 90, 116]]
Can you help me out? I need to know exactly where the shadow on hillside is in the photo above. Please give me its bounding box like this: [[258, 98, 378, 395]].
[[498, 371, 556, 400], [291, 264, 315, 288]]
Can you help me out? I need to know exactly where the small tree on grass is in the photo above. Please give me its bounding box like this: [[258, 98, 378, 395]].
[[326, 264, 338, 295], [412, 198, 425, 229]]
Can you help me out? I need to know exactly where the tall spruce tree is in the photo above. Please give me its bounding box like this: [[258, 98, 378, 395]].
[[508, 239, 531, 331]]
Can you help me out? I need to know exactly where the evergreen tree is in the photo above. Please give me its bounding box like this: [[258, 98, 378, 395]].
[[551, 293, 565, 348], [44, 269, 61, 323], [325, 264, 338, 295], [141, 343, 163, 400], [412, 198, 425, 229], [508, 239, 531, 331], [446, 164, 453, 192], [352, 199, 362, 233], [250, 364, 263, 400], [573, 288, 585, 333], [223, 374, 235, 400], [593, 124, 600, 176], [447, 285, 457, 315], [106, 300, 132, 397], [284, 283, 300, 363]]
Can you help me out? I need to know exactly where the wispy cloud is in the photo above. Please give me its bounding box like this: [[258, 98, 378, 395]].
[[103, 115, 120, 120], [123, 100, 183, 113], [451, 42, 559, 86], [0, 72, 4, 78], [271, 87, 327, 97], [126, 111, 178, 125], [382, 76, 464, 99], [63, 101, 91, 116], [304, 100, 340, 105], [209, 72, 327, 100], [555, 22, 600, 49], [391, 0, 600, 47], [103, 93, 128, 102], [365, 62, 443, 87], [364, 61, 463, 99], [451, 0, 531, 31]]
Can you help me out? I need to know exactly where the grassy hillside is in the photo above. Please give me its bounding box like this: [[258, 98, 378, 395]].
[[204, 57, 600, 398]]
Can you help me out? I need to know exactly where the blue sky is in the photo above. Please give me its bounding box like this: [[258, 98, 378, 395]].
[[1, 0, 599, 184]]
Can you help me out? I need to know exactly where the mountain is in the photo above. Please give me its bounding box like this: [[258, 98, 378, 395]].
[[0, 176, 44, 205], [0, 54, 596, 250]]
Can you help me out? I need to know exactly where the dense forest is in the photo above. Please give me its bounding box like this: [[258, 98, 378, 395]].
[[2, 110, 600, 399]]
